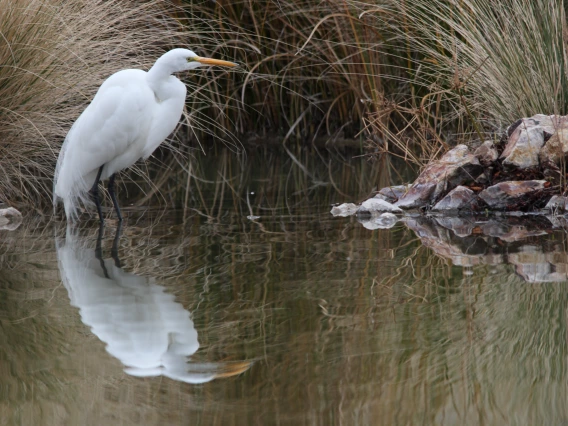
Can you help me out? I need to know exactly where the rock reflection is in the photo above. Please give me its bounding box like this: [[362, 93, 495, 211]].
[[391, 214, 568, 282], [56, 225, 251, 383]]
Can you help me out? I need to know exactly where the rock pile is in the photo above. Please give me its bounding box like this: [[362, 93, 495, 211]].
[[339, 114, 568, 215]]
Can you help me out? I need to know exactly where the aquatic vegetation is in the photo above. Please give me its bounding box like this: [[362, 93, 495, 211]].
[[3, 0, 567, 206]]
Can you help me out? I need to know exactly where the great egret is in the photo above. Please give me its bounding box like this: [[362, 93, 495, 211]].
[[53, 48, 237, 222]]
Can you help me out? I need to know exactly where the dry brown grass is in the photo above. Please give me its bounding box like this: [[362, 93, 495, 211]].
[[0, 0, 242, 207], [5, 0, 562, 207], [181, 0, 387, 142], [360, 0, 568, 165]]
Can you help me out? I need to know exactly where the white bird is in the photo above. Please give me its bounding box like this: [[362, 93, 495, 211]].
[[53, 48, 237, 222], [56, 227, 252, 383]]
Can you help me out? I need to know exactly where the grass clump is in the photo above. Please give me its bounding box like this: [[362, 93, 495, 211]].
[[3, 0, 567, 206], [182, 0, 388, 142], [184, 0, 568, 166], [0, 0, 239, 206], [362, 0, 568, 164]]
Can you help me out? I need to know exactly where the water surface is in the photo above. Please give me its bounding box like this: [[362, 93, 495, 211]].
[[1, 149, 568, 425]]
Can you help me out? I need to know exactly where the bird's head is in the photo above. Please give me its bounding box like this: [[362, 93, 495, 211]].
[[159, 48, 238, 72]]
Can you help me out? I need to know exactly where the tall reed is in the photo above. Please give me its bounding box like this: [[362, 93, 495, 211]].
[[182, 0, 389, 142], [362, 0, 568, 163]]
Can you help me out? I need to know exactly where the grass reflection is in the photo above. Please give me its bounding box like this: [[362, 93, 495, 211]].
[[0, 151, 567, 424]]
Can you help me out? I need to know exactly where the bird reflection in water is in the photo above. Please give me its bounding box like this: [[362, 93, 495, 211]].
[[56, 224, 251, 383]]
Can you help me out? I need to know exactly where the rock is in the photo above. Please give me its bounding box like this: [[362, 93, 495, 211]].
[[394, 183, 437, 210], [475, 172, 489, 185], [330, 203, 358, 217], [0, 207, 22, 231], [502, 114, 568, 168], [478, 180, 547, 210], [358, 198, 402, 213], [525, 114, 559, 137], [359, 212, 398, 230], [432, 186, 479, 212], [506, 114, 557, 140], [375, 185, 410, 203], [395, 145, 482, 209], [501, 125, 544, 169], [541, 160, 562, 187], [539, 117, 568, 164], [544, 195, 568, 212], [474, 140, 498, 166]]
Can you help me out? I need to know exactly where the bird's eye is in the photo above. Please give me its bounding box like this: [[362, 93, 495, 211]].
[[187, 57, 197, 63]]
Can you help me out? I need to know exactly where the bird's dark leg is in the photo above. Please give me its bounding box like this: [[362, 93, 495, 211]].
[[111, 221, 123, 268], [107, 173, 123, 222], [95, 221, 110, 279], [90, 165, 105, 223]]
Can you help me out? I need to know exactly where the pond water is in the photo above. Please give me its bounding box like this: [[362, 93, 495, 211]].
[[1, 148, 568, 425]]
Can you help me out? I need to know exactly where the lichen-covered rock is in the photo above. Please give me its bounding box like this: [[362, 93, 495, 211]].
[[330, 203, 358, 217], [395, 145, 482, 209], [474, 140, 498, 166], [501, 125, 544, 169], [478, 180, 547, 209], [525, 114, 559, 136], [432, 186, 479, 212], [375, 184, 410, 203], [359, 198, 402, 213]]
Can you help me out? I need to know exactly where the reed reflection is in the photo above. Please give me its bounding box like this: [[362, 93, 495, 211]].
[[56, 224, 251, 384]]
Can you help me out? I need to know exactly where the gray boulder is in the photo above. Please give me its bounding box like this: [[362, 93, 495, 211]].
[[544, 195, 568, 212], [375, 184, 410, 203], [330, 203, 358, 217], [479, 180, 547, 209], [432, 186, 479, 212], [474, 140, 498, 166], [501, 125, 544, 169], [539, 117, 568, 165], [359, 198, 402, 213], [395, 145, 482, 209]]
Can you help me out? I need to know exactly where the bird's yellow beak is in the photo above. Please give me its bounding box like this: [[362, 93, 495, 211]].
[[194, 57, 238, 67]]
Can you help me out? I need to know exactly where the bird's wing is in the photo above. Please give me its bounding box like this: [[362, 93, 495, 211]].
[[54, 70, 154, 200]]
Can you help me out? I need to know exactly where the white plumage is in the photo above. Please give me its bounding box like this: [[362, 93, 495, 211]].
[[56, 228, 251, 383], [53, 48, 237, 222]]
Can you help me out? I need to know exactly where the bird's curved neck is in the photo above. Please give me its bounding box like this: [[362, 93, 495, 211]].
[[147, 62, 174, 101]]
